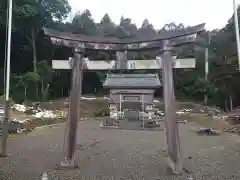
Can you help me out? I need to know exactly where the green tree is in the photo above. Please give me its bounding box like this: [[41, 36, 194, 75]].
[[72, 9, 98, 36], [117, 16, 137, 38], [98, 13, 116, 37], [37, 60, 52, 100], [13, 0, 71, 72], [14, 72, 40, 100], [139, 18, 155, 35]]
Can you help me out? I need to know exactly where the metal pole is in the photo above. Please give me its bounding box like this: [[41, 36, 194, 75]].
[[1, 0, 13, 157], [233, 0, 240, 70], [161, 40, 181, 174], [141, 94, 144, 128], [119, 94, 122, 113], [60, 49, 84, 168], [204, 34, 210, 104]]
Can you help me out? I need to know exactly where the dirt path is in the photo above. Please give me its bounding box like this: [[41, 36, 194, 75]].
[[0, 120, 240, 179]]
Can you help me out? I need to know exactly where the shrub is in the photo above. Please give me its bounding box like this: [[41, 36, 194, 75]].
[[32, 117, 66, 127], [24, 108, 35, 115], [93, 107, 109, 117]]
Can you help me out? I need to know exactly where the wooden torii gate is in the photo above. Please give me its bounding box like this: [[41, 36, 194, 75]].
[[43, 23, 205, 174], [51, 56, 196, 70]]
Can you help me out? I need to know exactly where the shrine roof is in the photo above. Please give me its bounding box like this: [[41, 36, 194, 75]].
[[103, 73, 161, 89]]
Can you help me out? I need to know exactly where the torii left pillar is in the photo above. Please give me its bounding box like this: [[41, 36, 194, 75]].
[[160, 40, 181, 174], [60, 48, 84, 168]]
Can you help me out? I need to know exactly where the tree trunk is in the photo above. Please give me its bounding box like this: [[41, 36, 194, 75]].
[[42, 84, 50, 100], [41, 80, 44, 95], [203, 92, 208, 105], [24, 85, 27, 100], [31, 28, 39, 100], [224, 98, 228, 112], [229, 95, 233, 111], [61, 88, 64, 97], [31, 28, 37, 73], [36, 85, 39, 100]]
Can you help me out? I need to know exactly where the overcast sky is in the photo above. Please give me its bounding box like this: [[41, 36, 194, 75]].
[[68, 0, 240, 30]]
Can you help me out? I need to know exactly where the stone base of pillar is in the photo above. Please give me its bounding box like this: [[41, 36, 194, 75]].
[[100, 121, 121, 129], [57, 158, 78, 170], [100, 118, 120, 127], [166, 158, 182, 175], [0, 154, 10, 157]]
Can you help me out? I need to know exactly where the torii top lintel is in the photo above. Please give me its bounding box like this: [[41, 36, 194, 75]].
[[43, 23, 205, 51]]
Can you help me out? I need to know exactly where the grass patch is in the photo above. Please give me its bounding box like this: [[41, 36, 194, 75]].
[[33, 117, 66, 127], [80, 99, 108, 117], [188, 114, 212, 127], [185, 113, 229, 130]]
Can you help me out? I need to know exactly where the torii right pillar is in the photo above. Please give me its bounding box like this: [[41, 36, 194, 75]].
[[160, 39, 181, 174]]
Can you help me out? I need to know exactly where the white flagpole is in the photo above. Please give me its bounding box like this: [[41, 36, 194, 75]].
[[204, 33, 210, 104], [1, 0, 13, 156], [119, 94, 122, 113], [141, 94, 144, 128], [233, 0, 240, 70]]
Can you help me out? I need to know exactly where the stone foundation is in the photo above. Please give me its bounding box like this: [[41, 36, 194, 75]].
[[100, 118, 120, 128]]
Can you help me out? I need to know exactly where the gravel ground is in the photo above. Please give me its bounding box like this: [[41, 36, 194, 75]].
[[0, 120, 240, 180]]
